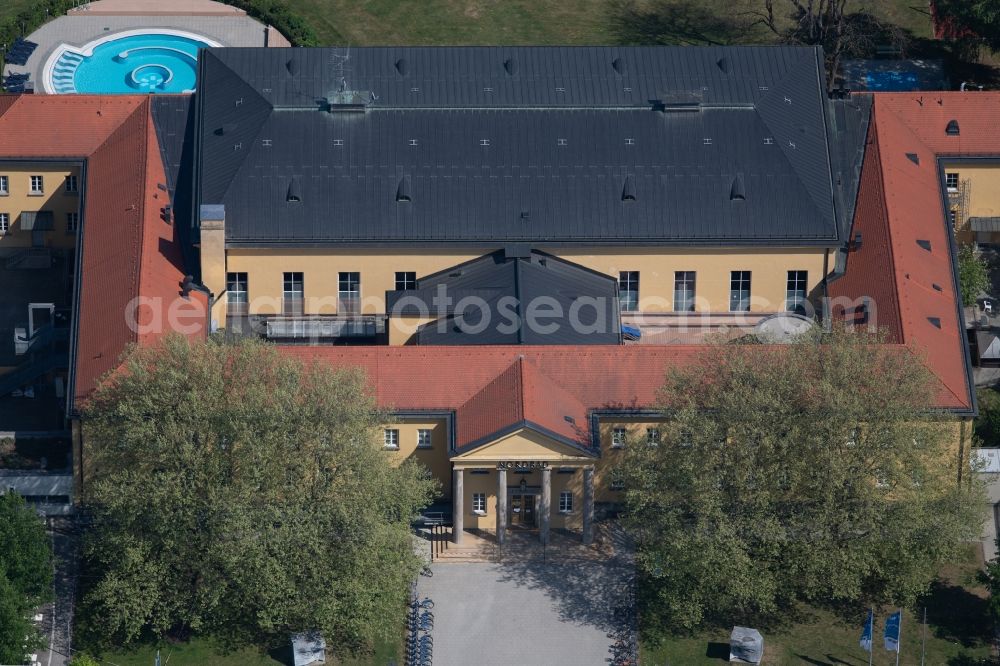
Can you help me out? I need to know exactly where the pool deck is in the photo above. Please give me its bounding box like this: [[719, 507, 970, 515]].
[[3, 8, 290, 93], [69, 0, 248, 16]]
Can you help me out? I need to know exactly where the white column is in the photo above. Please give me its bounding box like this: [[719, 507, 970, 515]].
[[582, 466, 595, 545], [496, 468, 507, 547], [540, 466, 551, 545], [452, 468, 463, 545]]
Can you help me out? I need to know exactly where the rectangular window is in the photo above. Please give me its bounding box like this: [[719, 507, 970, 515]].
[[945, 172, 959, 191], [729, 270, 751, 312], [282, 272, 303, 316], [646, 427, 661, 446], [338, 271, 360, 315], [619, 271, 639, 311], [785, 270, 808, 313], [65, 175, 78, 193], [0, 213, 8, 234], [395, 271, 417, 291], [417, 429, 433, 449], [383, 428, 399, 450], [66, 212, 79, 233], [29, 175, 43, 195], [559, 491, 573, 513], [472, 493, 486, 513], [0, 175, 8, 195], [227, 272, 248, 316], [673, 271, 696, 312], [611, 427, 627, 449], [610, 471, 625, 491]]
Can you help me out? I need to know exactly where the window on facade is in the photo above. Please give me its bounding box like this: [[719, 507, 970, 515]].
[[612, 427, 627, 449], [395, 271, 416, 291], [29, 175, 43, 195], [646, 427, 661, 446], [610, 470, 625, 491], [559, 491, 573, 512], [0, 175, 8, 195], [0, 213, 8, 234], [729, 270, 751, 312], [227, 272, 248, 316], [66, 212, 79, 233], [417, 429, 433, 448], [945, 172, 959, 191], [472, 493, 487, 513], [383, 428, 399, 450], [282, 272, 304, 315], [65, 175, 78, 193], [673, 271, 696, 312], [338, 271, 360, 315], [619, 271, 639, 311], [785, 270, 808, 314]]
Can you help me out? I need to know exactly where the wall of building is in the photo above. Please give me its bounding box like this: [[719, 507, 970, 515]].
[[942, 163, 1000, 243], [0, 163, 81, 252], [385, 418, 451, 491]]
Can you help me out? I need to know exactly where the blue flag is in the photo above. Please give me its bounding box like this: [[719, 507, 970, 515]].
[[859, 609, 873, 652], [884, 610, 902, 652]]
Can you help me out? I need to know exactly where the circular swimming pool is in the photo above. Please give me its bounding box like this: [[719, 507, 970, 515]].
[[44, 30, 220, 94]]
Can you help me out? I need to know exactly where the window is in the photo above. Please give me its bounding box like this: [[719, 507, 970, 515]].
[[945, 172, 959, 191], [282, 272, 303, 315], [610, 470, 625, 491], [559, 491, 573, 513], [646, 427, 661, 446], [417, 429, 433, 449], [395, 271, 416, 291], [785, 270, 808, 314], [29, 175, 43, 195], [0, 175, 8, 195], [64, 175, 78, 193], [472, 493, 487, 513], [0, 213, 8, 234], [383, 428, 399, 450], [227, 272, 248, 316], [949, 209, 957, 227], [619, 271, 639, 311], [66, 212, 79, 233], [729, 271, 751, 312], [612, 427, 627, 449], [338, 271, 360, 315], [673, 271, 696, 312]]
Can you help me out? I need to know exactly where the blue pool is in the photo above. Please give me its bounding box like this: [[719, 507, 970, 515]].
[[46, 31, 215, 94]]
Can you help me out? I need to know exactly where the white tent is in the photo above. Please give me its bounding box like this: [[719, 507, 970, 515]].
[[291, 631, 326, 666]]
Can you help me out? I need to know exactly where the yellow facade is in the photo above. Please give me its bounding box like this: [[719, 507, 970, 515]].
[[942, 163, 1000, 243], [0, 163, 81, 251], [385, 417, 451, 488]]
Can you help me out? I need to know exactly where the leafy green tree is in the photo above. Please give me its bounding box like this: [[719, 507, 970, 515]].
[[981, 541, 1000, 625], [974, 388, 1000, 447], [935, 0, 1000, 53], [958, 244, 990, 307], [620, 328, 985, 634], [0, 492, 53, 663], [79, 335, 437, 654]]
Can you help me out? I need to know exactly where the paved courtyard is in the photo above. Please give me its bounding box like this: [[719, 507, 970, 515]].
[[415, 553, 633, 666]]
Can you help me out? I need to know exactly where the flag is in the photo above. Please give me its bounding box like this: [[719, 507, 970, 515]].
[[860, 609, 873, 652], [884, 610, 902, 652]]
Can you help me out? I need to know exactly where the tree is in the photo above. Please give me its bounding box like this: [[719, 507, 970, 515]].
[[958, 243, 990, 307], [620, 328, 985, 634], [934, 0, 1000, 54], [78, 335, 438, 654], [981, 541, 1000, 626], [0, 492, 53, 663]]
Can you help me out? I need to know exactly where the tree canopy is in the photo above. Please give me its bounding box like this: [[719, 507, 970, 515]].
[[78, 335, 437, 654], [0, 492, 52, 663], [935, 0, 1000, 54], [620, 329, 984, 634], [958, 243, 990, 307]]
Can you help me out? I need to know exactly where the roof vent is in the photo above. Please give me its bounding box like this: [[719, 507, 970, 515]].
[[504, 57, 517, 76], [730, 173, 746, 201], [214, 123, 236, 136], [905, 152, 920, 165], [520, 210, 530, 222], [394, 58, 407, 76], [916, 239, 932, 251], [716, 56, 729, 74], [396, 176, 412, 203], [928, 317, 941, 329], [286, 177, 302, 203], [612, 57, 626, 76], [622, 175, 637, 202], [946, 119, 960, 135], [285, 58, 298, 75]]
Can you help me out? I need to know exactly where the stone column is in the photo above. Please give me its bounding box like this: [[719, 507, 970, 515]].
[[496, 468, 507, 547], [540, 466, 551, 545], [582, 466, 595, 545], [452, 468, 464, 545]]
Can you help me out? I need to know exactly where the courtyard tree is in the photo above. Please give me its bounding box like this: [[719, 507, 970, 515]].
[[934, 0, 1000, 54], [78, 335, 437, 654], [0, 492, 53, 663], [620, 328, 985, 634], [958, 243, 990, 307]]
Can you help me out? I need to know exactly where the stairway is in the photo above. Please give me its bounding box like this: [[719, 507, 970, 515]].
[[430, 524, 498, 563], [51, 51, 84, 94], [0, 351, 67, 398]]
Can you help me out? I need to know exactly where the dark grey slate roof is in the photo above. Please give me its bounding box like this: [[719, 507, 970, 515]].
[[195, 46, 844, 247], [151, 95, 199, 273], [387, 250, 621, 345], [827, 94, 873, 241]]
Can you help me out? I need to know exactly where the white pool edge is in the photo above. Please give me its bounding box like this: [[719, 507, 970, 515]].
[[42, 28, 221, 94]]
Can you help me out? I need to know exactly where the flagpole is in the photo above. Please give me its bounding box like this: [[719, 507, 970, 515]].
[[895, 608, 902, 666]]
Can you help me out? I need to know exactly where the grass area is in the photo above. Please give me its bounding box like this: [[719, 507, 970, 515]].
[[641, 545, 994, 666]]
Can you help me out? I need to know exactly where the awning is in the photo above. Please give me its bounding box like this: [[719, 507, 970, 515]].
[[970, 217, 1000, 233]]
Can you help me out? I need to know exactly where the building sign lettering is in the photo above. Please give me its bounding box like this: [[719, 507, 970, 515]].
[[496, 461, 549, 470]]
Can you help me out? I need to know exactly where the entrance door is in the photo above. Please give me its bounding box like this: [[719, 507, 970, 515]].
[[509, 494, 537, 528]]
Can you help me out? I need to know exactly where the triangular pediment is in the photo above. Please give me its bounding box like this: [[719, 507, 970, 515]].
[[453, 425, 594, 461]]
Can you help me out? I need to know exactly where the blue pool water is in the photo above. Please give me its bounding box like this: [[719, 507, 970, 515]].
[[864, 71, 920, 92], [49, 32, 212, 94]]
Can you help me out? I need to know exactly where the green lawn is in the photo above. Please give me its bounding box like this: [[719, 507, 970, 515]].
[[642, 545, 994, 666]]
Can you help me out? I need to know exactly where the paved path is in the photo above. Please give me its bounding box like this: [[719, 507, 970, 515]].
[[415, 554, 633, 666], [35, 519, 77, 666]]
